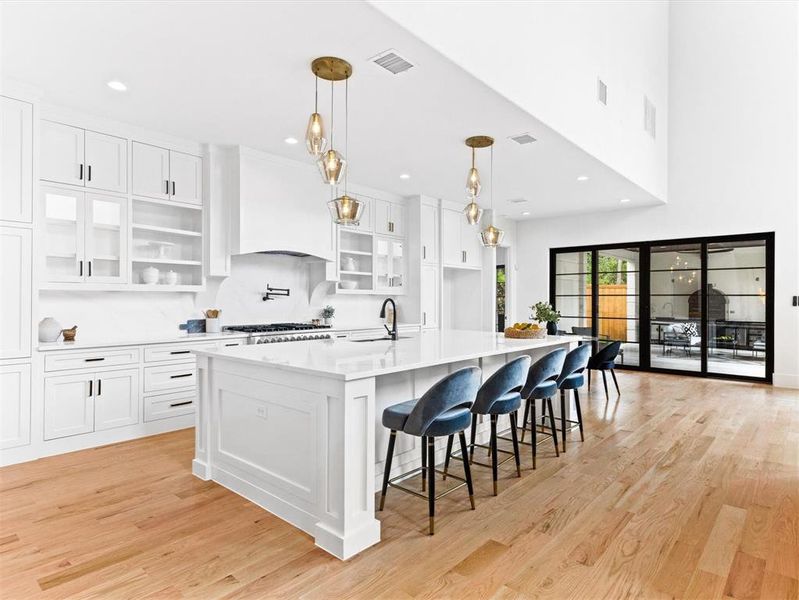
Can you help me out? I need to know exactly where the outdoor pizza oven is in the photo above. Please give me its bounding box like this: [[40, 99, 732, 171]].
[[689, 284, 728, 320]]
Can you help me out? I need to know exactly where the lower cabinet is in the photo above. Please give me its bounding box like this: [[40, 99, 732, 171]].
[[95, 368, 139, 431], [144, 390, 195, 422], [0, 362, 31, 449]]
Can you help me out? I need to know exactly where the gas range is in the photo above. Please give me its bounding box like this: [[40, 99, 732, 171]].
[[224, 323, 333, 345]]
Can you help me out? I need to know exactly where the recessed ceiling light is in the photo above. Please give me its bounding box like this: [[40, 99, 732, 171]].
[[577, 175, 589, 181], [284, 137, 298, 145], [620, 198, 631, 203], [107, 80, 127, 92], [521, 211, 531, 216], [399, 173, 410, 180]]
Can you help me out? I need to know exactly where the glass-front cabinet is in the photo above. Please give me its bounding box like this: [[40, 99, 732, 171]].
[[374, 235, 405, 293]]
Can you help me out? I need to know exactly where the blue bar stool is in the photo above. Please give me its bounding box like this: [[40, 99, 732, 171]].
[[555, 344, 591, 452], [379, 366, 481, 535], [444, 356, 531, 496], [588, 341, 622, 399], [517, 349, 566, 469]]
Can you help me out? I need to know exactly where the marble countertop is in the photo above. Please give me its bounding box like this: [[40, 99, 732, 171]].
[[194, 330, 583, 381]]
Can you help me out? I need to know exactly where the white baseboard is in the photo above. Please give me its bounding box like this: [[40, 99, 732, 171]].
[[773, 372, 799, 389]]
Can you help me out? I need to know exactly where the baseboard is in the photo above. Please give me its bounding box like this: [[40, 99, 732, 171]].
[[773, 372, 799, 389]]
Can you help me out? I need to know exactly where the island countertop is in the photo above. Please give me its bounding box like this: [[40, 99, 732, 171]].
[[193, 329, 585, 381]]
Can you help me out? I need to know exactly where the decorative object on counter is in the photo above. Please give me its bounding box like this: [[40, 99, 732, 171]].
[[179, 319, 206, 334], [165, 270, 179, 285], [321, 305, 335, 326], [142, 265, 160, 285], [463, 135, 492, 224], [479, 139, 504, 247], [205, 309, 221, 333], [339, 280, 358, 290], [38, 317, 63, 342], [262, 284, 290, 301], [504, 322, 547, 339], [532, 301, 561, 335], [311, 318, 321, 326], [61, 326, 78, 342], [310, 56, 351, 186]]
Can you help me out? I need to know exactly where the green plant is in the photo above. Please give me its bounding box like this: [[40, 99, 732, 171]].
[[531, 301, 560, 324], [321, 305, 335, 319]]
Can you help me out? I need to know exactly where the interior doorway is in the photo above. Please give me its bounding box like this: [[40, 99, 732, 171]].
[[496, 247, 508, 332]]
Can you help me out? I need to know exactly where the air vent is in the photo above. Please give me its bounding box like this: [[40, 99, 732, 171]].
[[597, 78, 608, 105], [509, 133, 537, 145], [508, 198, 528, 204], [370, 49, 414, 75], [644, 95, 656, 138]]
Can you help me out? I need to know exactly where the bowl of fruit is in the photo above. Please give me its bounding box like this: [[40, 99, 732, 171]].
[[504, 322, 547, 339]]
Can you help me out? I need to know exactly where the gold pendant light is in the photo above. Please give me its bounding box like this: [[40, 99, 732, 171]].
[[480, 143, 504, 247], [463, 136, 493, 225], [305, 74, 327, 157], [310, 57, 351, 186]]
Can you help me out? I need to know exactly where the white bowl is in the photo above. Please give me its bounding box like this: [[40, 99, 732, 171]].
[[339, 280, 358, 290]]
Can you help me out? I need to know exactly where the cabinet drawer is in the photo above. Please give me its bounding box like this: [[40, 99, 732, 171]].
[[144, 390, 195, 422], [44, 348, 140, 372], [143, 362, 196, 393], [144, 342, 217, 363]]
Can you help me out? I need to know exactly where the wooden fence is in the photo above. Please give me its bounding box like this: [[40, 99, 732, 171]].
[[586, 284, 630, 341]]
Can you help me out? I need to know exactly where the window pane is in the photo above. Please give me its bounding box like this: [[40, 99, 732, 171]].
[[707, 240, 765, 269], [555, 274, 590, 295], [555, 295, 590, 318], [555, 251, 591, 275], [559, 316, 592, 334], [650, 244, 701, 271]]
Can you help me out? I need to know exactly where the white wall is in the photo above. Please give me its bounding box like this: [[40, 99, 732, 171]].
[[516, 1, 799, 387], [372, 0, 669, 202]]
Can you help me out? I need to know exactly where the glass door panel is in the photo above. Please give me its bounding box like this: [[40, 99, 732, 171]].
[[596, 247, 641, 365], [86, 194, 127, 283], [43, 186, 85, 282], [553, 251, 591, 334]]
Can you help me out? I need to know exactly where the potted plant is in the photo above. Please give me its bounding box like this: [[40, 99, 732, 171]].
[[531, 301, 561, 335], [321, 305, 335, 326]]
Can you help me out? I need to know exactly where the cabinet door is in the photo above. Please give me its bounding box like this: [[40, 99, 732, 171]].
[[42, 186, 86, 282], [0, 97, 33, 222], [374, 235, 391, 291], [389, 202, 405, 237], [420, 203, 438, 264], [0, 363, 31, 449], [85, 193, 127, 283], [169, 150, 202, 205], [94, 368, 139, 431], [85, 131, 127, 193], [373, 199, 391, 235], [421, 264, 440, 329], [44, 373, 95, 440], [132, 142, 170, 200], [0, 227, 32, 358], [441, 208, 464, 266], [462, 220, 483, 268], [41, 121, 85, 186], [388, 239, 405, 292], [342, 196, 372, 233]]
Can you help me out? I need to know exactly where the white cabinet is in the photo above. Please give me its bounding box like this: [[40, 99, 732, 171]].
[[44, 368, 139, 440], [0, 227, 32, 359], [42, 186, 128, 284], [421, 203, 439, 264], [132, 142, 202, 205], [0, 363, 31, 449], [375, 235, 405, 293], [341, 196, 372, 233], [374, 199, 405, 237], [44, 372, 95, 440], [442, 207, 482, 269], [94, 368, 139, 431], [41, 121, 127, 193], [1, 96, 33, 223], [421, 264, 440, 329]]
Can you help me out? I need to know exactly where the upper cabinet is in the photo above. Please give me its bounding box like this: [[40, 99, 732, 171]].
[[132, 142, 201, 206], [41, 121, 127, 194], [0, 226, 32, 359], [420, 202, 439, 264], [374, 199, 405, 237], [442, 207, 482, 269], [1, 97, 33, 223]]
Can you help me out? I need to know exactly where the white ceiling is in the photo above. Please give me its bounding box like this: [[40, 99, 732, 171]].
[[1, 1, 663, 220]]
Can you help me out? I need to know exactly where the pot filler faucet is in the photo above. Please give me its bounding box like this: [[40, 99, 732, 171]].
[[379, 298, 398, 341]]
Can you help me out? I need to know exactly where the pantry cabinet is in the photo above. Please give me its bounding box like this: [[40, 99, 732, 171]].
[[41, 121, 127, 193], [420, 202, 439, 264], [420, 264, 440, 329], [441, 207, 482, 269], [1, 96, 33, 223], [0, 226, 32, 359], [0, 363, 31, 449], [132, 142, 202, 205]]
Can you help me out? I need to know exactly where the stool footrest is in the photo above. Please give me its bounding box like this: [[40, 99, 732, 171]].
[[387, 466, 467, 501]]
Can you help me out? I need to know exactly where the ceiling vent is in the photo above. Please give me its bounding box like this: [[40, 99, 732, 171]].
[[597, 78, 608, 105], [509, 133, 537, 145], [370, 49, 414, 75], [508, 198, 528, 204], [644, 95, 656, 139]]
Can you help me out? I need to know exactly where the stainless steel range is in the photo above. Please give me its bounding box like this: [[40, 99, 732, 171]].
[[223, 322, 333, 344]]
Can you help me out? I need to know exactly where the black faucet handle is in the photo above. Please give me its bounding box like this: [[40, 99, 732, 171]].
[[383, 324, 392, 336]]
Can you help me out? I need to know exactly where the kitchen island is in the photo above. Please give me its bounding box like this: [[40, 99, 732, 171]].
[[192, 330, 580, 559]]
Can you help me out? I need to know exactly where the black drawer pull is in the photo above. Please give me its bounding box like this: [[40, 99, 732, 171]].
[[79, 164, 83, 180], [87, 165, 92, 181], [85, 357, 105, 362], [170, 373, 193, 379], [97, 379, 102, 396], [225, 343, 238, 347], [169, 350, 191, 355], [169, 400, 193, 408]]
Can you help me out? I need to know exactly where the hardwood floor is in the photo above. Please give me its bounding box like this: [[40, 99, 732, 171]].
[[1, 372, 797, 599]]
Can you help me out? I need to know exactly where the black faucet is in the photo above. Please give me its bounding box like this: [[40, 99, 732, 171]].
[[379, 298, 398, 341]]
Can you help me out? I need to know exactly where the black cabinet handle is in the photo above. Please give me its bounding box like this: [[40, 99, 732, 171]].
[[88, 380, 92, 397], [97, 379, 102, 396], [88, 165, 92, 182], [224, 343, 238, 347], [79, 260, 83, 276], [169, 350, 191, 355], [170, 373, 193, 379], [88, 261, 92, 277], [165, 180, 170, 194], [79, 164, 83, 180], [170, 401, 193, 408], [84, 357, 105, 362], [172, 181, 176, 195]]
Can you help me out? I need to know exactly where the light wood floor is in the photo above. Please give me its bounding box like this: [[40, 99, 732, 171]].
[[2, 372, 797, 599]]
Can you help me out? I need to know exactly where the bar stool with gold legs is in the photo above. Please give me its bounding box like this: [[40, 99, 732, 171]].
[[379, 366, 481, 535]]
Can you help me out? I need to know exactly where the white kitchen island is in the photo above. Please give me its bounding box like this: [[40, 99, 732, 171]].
[[192, 330, 580, 559]]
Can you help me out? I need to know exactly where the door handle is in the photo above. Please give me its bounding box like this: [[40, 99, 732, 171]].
[[423, 246, 426, 260], [79, 164, 83, 181], [88, 380, 93, 397], [87, 165, 92, 182], [88, 261, 92, 277], [97, 379, 102, 396], [172, 181, 176, 195], [79, 260, 83, 277]]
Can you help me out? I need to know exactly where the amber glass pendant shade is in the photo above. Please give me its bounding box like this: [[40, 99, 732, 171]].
[[480, 224, 504, 247], [327, 194, 363, 225], [466, 167, 481, 198], [463, 200, 483, 225], [317, 149, 346, 185], [305, 112, 327, 156]]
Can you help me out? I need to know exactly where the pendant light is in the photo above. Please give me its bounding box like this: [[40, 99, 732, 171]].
[[480, 143, 504, 247], [310, 57, 350, 186], [304, 74, 327, 157], [462, 136, 493, 225], [328, 76, 364, 225]]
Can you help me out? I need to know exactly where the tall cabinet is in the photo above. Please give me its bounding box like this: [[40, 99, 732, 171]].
[[0, 95, 34, 450]]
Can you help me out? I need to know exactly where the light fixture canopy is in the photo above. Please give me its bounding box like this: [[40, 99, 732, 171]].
[[327, 194, 364, 225]]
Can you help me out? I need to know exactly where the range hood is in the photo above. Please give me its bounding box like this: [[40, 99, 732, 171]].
[[222, 146, 336, 262]]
